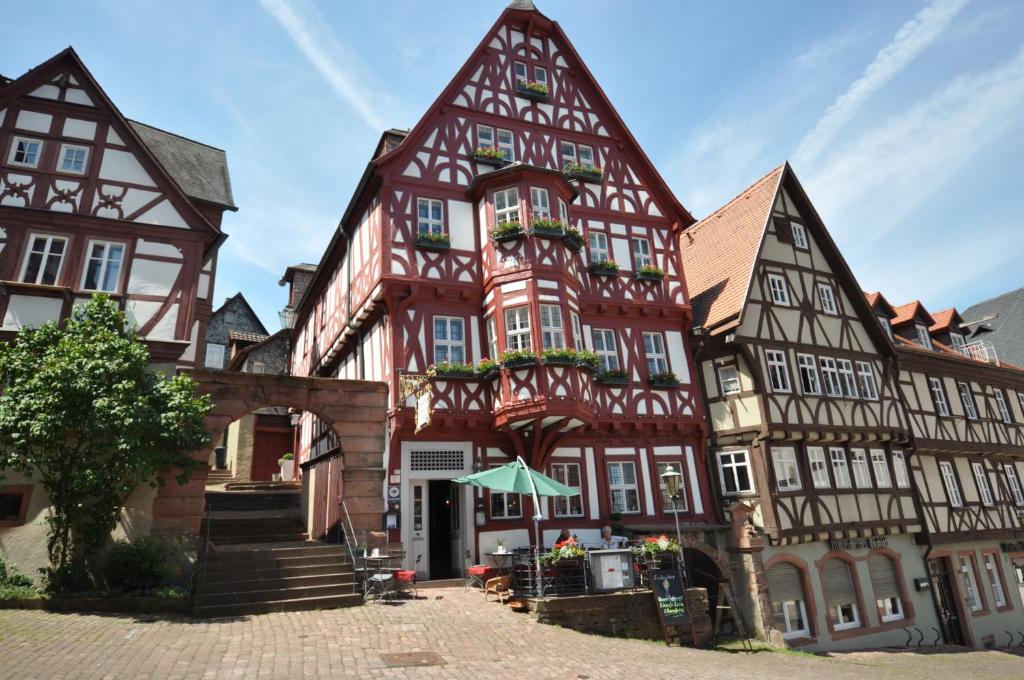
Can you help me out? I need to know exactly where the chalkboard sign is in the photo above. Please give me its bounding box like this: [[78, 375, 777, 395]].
[[650, 568, 688, 644]]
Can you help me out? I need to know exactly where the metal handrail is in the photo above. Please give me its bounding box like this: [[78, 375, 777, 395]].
[[187, 496, 213, 615], [340, 500, 358, 566]]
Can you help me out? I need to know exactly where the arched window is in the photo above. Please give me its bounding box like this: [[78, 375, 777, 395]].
[[823, 558, 861, 631], [767, 562, 810, 639], [869, 553, 904, 622]]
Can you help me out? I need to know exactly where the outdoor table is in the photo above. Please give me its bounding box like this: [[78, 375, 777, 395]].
[[487, 551, 513, 574], [363, 555, 396, 602]]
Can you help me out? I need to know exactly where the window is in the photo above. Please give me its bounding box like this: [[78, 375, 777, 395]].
[[0, 492, 25, 523], [930, 377, 950, 416], [559, 199, 569, 226], [578, 144, 595, 169], [248, 360, 266, 374], [808, 447, 830, 489], [819, 357, 842, 397], [560, 141, 577, 167], [972, 462, 994, 506], [490, 465, 523, 519], [823, 559, 861, 631], [551, 463, 584, 517], [1018, 392, 1024, 421], [837, 359, 859, 398], [870, 449, 892, 488], [539, 304, 564, 350], [718, 450, 754, 495], [504, 307, 531, 351], [588, 231, 609, 264], [950, 333, 967, 353], [8, 136, 42, 168], [767, 563, 810, 640], [486, 316, 497, 360], [797, 354, 821, 395], [856, 361, 879, 400], [958, 555, 983, 612], [869, 554, 904, 623], [417, 198, 444, 236], [940, 461, 963, 507], [530, 186, 550, 219], [878, 316, 894, 339], [433, 316, 465, 364], [496, 128, 514, 161], [718, 365, 740, 396], [58, 144, 89, 174], [642, 332, 668, 375], [765, 350, 791, 393], [916, 324, 933, 350], [20, 234, 67, 286], [767, 273, 790, 305], [631, 237, 652, 269], [81, 240, 124, 292], [790, 222, 808, 249], [850, 449, 872, 488], [983, 553, 1007, 608], [607, 461, 640, 514], [958, 382, 978, 420], [830, 447, 852, 488], [657, 462, 688, 512], [892, 450, 911, 489], [476, 124, 494, 150], [995, 389, 1012, 424], [514, 61, 528, 81], [571, 312, 584, 351], [1004, 464, 1024, 506], [592, 329, 620, 372], [818, 283, 838, 315], [534, 65, 548, 86], [772, 447, 802, 492], [494, 187, 520, 224], [204, 343, 225, 369]]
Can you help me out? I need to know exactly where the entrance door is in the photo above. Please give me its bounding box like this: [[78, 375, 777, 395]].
[[428, 480, 457, 579], [929, 557, 966, 646], [1014, 560, 1024, 606], [252, 414, 294, 481], [410, 482, 428, 579]]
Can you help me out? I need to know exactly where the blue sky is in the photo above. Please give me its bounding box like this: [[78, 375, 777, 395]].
[[4, 0, 1023, 329]]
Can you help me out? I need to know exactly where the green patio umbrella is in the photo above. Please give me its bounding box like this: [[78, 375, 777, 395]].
[[454, 456, 580, 596]]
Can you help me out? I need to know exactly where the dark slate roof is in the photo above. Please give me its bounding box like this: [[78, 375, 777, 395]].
[[128, 120, 236, 210], [962, 287, 1024, 367], [508, 0, 538, 10]]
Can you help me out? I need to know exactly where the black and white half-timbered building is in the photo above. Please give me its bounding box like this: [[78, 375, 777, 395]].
[[680, 164, 940, 650]]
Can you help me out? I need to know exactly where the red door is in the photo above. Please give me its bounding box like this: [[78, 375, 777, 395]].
[[251, 414, 294, 481]]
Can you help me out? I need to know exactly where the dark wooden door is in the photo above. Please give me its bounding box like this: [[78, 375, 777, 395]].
[[252, 414, 294, 482], [929, 557, 966, 646]]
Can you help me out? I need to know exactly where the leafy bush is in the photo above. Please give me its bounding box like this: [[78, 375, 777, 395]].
[[589, 259, 620, 274], [575, 349, 600, 370], [105, 537, 172, 592], [476, 358, 498, 375], [0, 556, 39, 600], [280, 452, 294, 461], [649, 371, 679, 387], [474, 147, 505, 160], [563, 162, 603, 176], [499, 349, 538, 366], [597, 369, 629, 383], [417, 231, 450, 244], [489, 221, 524, 239], [638, 264, 665, 279], [530, 218, 565, 234], [517, 79, 549, 95]]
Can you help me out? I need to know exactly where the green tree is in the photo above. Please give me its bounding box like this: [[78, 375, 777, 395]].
[[0, 295, 212, 592]]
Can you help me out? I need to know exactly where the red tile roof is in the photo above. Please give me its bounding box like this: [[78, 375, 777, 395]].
[[680, 164, 785, 331], [891, 300, 934, 327], [929, 308, 962, 333]]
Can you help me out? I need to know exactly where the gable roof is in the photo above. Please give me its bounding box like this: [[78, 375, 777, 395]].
[[864, 291, 897, 318], [129, 121, 236, 211], [891, 301, 935, 327], [680, 165, 784, 331], [962, 287, 1024, 368], [929, 308, 963, 334], [213, 292, 269, 336], [228, 328, 290, 372]]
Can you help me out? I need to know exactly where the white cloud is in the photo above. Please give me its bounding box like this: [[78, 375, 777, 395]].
[[664, 125, 769, 217], [793, 0, 969, 168], [258, 0, 391, 131]]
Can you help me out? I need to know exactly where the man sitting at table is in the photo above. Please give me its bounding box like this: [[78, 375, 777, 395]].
[[553, 528, 576, 549], [599, 525, 627, 549]]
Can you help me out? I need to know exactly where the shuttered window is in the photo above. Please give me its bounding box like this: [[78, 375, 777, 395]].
[[869, 554, 904, 622], [823, 558, 861, 630], [767, 562, 809, 639]]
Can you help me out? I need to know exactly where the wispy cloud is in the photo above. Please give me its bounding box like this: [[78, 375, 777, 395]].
[[258, 0, 391, 131], [793, 0, 969, 168]]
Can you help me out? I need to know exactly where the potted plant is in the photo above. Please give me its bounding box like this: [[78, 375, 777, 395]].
[[588, 259, 620, 276], [634, 535, 680, 570], [636, 264, 665, 282], [562, 162, 603, 183], [574, 349, 600, 372], [278, 453, 295, 482], [542, 347, 577, 366], [649, 371, 679, 388], [489, 220, 525, 244], [476, 358, 500, 381], [416, 231, 451, 252], [472, 146, 509, 167], [500, 349, 538, 369], [529, 217, 565, 238], [516, 79, 549, 101], [596, 368, 630, 385], [429, 361, 477, 379], [539, 542, 585, 566], [562, 226, 584, 252]]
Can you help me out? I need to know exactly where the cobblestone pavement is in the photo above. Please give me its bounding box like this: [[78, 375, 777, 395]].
[[2, 588, 1024, 679]]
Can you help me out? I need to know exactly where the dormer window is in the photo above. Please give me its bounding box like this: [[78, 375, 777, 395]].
[[916, 324, 933, 350], [878, 316, 893, 339], [950, 333, 966, 353], [9, 137, 42, 168]]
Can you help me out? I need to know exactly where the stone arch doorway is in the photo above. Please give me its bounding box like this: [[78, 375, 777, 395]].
[[152, 370, 388, 538], [685, 547, 725, 616]]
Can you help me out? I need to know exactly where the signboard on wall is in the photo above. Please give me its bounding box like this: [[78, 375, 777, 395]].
[[650, 568, 688, 645]]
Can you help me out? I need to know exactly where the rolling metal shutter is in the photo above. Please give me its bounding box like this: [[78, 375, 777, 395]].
[[767, 562, 804, 603], [868, 554, 899, 600], [823, 559, 856, 603]]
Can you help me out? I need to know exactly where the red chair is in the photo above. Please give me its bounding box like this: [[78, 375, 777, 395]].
[[395, 554, 421, 598], [464, 550, 495, 591]]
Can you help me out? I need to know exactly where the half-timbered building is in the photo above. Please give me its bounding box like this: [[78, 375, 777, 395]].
[[680, 163, 939, 650], [289, 0, 724, 584], [0, 48, 234, 576], [877, 292, 1024, 648]]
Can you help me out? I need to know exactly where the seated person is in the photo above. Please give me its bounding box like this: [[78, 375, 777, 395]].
[[599, 525, 627, 549], [553, 527, 576, 549]]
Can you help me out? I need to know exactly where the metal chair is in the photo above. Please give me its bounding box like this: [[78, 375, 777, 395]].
[[364, 551, 396, 604], [464, 550, 495, 591]]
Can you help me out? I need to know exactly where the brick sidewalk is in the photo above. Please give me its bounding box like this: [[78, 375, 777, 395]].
[[1, 588, 1023, 679]]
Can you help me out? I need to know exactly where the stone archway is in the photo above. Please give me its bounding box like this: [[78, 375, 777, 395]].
[[151, 370, 388, 537]]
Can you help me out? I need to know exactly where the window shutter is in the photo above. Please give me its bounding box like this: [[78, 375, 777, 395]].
[[822, 559, 855, 603], [767, 563, 804, 603], [775, 218, 793, 244], [868, 554, 899, 600]]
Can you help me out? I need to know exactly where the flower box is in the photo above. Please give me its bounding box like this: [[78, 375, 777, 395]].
[[472, 149, 510, 168], [530, 219, 565, 239], [636, 265, 665, 282], [516, 80, 549, 102], [649, 372, 679, 388], [588, 261, 620, 277], [490, 221, 525, 244], [476, 360, 500, 381], [563, 228, 584, 253], [595, 370, 630, 386], [574, 350, 600, 372], [416, 234, 451, 252], [500, 350, 538, 369], [563, 163, 603, 184], [542, 348, 577, 367]]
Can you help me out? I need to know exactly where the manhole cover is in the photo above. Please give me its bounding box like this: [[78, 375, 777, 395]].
[[380, 652, 446, 668]]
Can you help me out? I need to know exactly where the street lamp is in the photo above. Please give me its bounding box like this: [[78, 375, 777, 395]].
[[278, 304, 297, 330], [660, 464, 690, 587]]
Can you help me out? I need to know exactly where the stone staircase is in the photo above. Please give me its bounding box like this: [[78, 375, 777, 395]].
[[191, 489, 360, 618], [206, 468, 236, 486]]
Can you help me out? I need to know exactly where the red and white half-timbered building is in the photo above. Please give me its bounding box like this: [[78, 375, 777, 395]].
[[291, 1, 723, 582]]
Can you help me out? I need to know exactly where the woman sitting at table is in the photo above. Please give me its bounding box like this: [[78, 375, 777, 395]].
[[599, 525, 626, 549], [553, 528, 576, 549]]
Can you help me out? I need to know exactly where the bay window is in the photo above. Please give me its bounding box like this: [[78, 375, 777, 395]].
[[504, 307, 531, 351]]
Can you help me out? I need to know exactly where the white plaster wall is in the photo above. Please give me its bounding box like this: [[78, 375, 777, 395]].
[[448, 199, 475, 250], [126, 259, 181, 296], [14, 110, 52, 134], [3, 295, 62, 329], [99, 149, 155, 187]]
